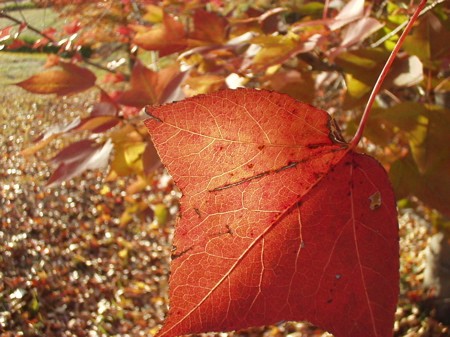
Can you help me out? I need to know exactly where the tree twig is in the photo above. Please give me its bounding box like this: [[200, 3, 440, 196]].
[[0, 10, 55, 41], [349, 0, 427, 149], [0, 10, 120, 75]]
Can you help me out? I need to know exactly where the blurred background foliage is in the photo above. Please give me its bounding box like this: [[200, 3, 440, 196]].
[[1, 0, 449, 336]]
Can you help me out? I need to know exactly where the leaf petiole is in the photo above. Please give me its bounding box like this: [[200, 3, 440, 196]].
[[349, 0, 427, 150]]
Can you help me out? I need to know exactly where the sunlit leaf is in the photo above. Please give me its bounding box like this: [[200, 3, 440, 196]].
[[247, 32, 319, 72], [16, 62, 96, 96], [146, 88, 398, 337], [117, 61, 183, 108], [133, 13, 187, 56], [75, 116, 121, 133], [184, 74, 226, 96], [328, 0, 365, 31], [337, 50, 423, 99]]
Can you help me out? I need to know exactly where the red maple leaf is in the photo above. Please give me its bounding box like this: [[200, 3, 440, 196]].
[[145, 89, 399, 337]]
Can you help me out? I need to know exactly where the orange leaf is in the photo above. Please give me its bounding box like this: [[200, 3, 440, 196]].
[[75, 116, 121, 133], [16, 62, 96, 96], [0, 25, 13, 42], [133, 13, 187, 56], [117, 61, 183, 108]]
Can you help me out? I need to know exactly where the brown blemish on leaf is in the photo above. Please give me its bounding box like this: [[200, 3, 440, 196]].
[[194, 208, 201, 218], [369, 191, 382, 210]]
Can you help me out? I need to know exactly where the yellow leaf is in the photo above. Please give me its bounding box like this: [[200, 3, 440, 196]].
[[345, 73, 371, 98], [111, 146, 132, 177], [124, 142, 146, 172], [143, 5, 163, 23], [154, 203, 168, 226], [110, 124, 143, 144], [118, 248, 129, 259], [184, 74, 225, 96]]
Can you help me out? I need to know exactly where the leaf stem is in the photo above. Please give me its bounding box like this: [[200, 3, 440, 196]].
[[349, 0, 427, 150]]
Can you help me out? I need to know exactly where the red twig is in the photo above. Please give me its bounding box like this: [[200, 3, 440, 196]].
[[349, 0, 427, 149]]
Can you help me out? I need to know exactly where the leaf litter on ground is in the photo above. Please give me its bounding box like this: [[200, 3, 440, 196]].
[[0, 84, 449, 337]]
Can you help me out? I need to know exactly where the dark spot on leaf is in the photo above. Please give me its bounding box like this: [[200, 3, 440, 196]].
[[226, 224, 234, 236], [257, 145, 265, 150], [247, 163, 254, 169], [313, 172, 322, 179], [306, 142, 329, 149], [172, 247, 193, 260], [194, 208, 201, 218]]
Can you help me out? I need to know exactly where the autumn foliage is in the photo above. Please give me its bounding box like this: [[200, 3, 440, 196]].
[[2, 0, 450, 336], [146, 89, 399, 337]]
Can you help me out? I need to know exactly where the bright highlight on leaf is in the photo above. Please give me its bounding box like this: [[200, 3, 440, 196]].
[[145, 89, 399, 337]]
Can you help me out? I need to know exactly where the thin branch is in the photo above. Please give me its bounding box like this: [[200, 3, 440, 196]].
[[0, 11, 55, 41], [0, 10, 120, 75], [349, 0, 427, 149]]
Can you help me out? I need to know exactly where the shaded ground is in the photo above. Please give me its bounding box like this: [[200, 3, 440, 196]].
[[0, 52, 449, 337]]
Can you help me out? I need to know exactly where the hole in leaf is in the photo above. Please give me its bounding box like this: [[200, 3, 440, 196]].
[[369, 191, 382, 210]]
